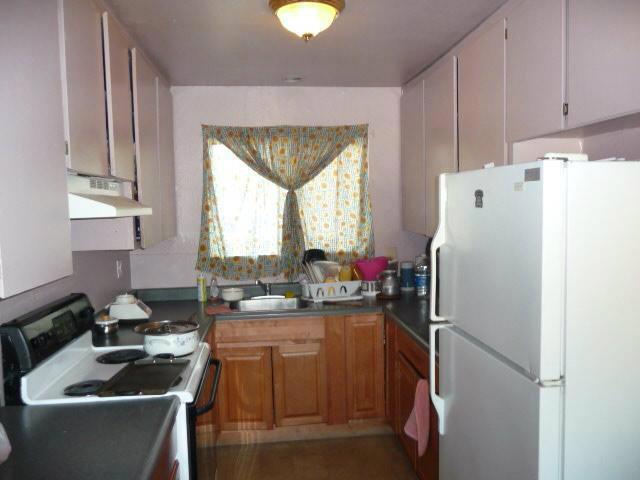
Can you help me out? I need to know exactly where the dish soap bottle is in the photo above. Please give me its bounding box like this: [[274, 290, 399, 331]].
[[209, 276, 220, 301]]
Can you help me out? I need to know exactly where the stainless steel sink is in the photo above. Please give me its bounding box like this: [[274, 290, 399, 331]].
[[236, 297, 305, 312]]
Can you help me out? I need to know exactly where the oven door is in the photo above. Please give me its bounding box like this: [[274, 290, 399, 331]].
[[187, 355, 221, 480]]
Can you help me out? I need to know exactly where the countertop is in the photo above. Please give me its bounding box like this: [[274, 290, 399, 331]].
[[93, 300, 214, 348], [134, 288, 433, 351], [0, 397, 180, 480]]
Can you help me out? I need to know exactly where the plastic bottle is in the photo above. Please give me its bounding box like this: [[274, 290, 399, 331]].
[[209, 276, 220, 301], [197, 272, 207, 302], [414, 255, 429, 297]]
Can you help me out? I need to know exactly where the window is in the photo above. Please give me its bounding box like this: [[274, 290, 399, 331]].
[[209, 143, 285, 257], [197, 125, 373, 280]]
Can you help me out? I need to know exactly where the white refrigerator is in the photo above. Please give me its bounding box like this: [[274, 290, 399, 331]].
[[428, 160, 640, 480]]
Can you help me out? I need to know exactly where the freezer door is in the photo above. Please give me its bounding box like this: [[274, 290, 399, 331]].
[[437, 161, 566, 381], [439, 327, 562, 480]]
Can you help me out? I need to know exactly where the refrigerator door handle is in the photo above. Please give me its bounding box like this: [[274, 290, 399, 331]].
[[430, 173, 448, 322], [430, 322, 450, 435]]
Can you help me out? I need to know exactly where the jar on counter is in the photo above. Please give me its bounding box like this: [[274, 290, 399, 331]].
[[400, 261, 415, 292]]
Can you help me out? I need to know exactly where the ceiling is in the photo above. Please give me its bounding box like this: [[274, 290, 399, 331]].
[[104, 0, 507, 87]]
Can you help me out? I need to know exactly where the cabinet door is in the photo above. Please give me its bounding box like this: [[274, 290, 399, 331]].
[[217, 346, 274, 431], [345, 314, 385, 420], [458, 19, 506, 171], [424, 57, 458, 236], [385, 317, 397, 427], [103, 12, 135, 181], [567, 0, 640, 127], [506, 0, 565, 142], [401, 75, 427, 235], [156, 78, 177, 240], [396, 352, 419, 468], [0, 0, 73, 298], [132, 48, 162, 248], [273, 342, 327, 427], [416, 365, 439, 480], [59, 0, 109, 176]]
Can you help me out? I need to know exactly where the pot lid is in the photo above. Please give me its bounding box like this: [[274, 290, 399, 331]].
[[134, 320, 199, 336]]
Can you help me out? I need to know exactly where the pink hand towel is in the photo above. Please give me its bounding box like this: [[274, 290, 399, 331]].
[[404, 379, 430, 457]]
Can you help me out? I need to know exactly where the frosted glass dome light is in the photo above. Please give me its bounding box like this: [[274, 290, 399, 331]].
[[270, 0, 345, 41]]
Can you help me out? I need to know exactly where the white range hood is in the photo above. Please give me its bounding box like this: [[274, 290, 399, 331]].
[[67, 174, 152, 219]]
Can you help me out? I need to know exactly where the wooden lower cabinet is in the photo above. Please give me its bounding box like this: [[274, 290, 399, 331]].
[[385, 318, 397, 425], [273, 342, 327, 427], [217, 346, 274, 431], [396, 352, 420, 466], [210, 313, 385, 440], [387, 315, 439, 480], [345, 314, 385, 420], [417, 401, 439, 480]]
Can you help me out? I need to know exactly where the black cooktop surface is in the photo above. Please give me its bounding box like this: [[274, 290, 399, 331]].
[[96, 349, 148, 364], [64, 380, 105, 397]]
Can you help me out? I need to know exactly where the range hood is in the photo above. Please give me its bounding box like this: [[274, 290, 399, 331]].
[[68, 174, 152, 219]]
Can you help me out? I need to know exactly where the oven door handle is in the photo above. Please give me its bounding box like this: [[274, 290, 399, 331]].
[[194, 355, 222, 417]]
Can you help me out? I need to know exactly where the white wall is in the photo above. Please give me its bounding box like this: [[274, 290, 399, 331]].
[[511, 114, 640, 164], [0, 251, 131, 324], [131, 86, 426, 288], [580, 117, 640, 161]]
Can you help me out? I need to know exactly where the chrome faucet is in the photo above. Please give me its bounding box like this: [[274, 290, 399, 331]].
[[256, 279, 271, 296]]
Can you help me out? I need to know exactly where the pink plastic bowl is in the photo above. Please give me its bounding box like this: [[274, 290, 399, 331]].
[[355, 257, 389, 281]]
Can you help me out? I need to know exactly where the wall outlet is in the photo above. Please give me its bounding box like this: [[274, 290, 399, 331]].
[[116, 260, 123, 279]]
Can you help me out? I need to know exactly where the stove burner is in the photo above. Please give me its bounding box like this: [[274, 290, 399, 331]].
[[64, 380, 105, 397], [96, 349, 147, 364]]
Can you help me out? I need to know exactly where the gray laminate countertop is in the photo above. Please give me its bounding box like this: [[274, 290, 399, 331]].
[[0, 397, 180, 480], [209, 292, 432, 350], [93, 300, 214, 347], [99, 288, 433, 351]]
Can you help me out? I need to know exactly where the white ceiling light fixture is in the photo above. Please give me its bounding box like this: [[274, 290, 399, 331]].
[[269, 0, 345, 42]]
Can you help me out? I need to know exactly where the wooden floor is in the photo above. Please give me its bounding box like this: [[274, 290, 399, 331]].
[[197, 434, 417, 480]]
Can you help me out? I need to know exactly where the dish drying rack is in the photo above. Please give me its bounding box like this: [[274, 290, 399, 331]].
[[302, 280, 362, 303]]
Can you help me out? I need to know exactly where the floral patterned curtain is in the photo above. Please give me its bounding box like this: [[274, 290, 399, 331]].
[[197, 125, 373, 280]]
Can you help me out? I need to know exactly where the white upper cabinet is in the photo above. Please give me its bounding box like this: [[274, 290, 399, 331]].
[[424, 56, 458, 237], [157, 78, 178, 241], [567, 0, 640, 128], [58, 0, 109, 177], [0, 1, 72, 298], [506, 0, 565, 142], [458, 19, 506, 172], [103, 12, 136, 181], [401, 75, 427, 235], [132, 48, 162, 249]]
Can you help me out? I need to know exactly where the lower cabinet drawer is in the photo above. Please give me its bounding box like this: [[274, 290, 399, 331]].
[[397, 326, 429, 377]]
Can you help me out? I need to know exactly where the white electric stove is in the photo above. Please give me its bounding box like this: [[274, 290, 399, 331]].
[[0, 293, 220, 480]]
